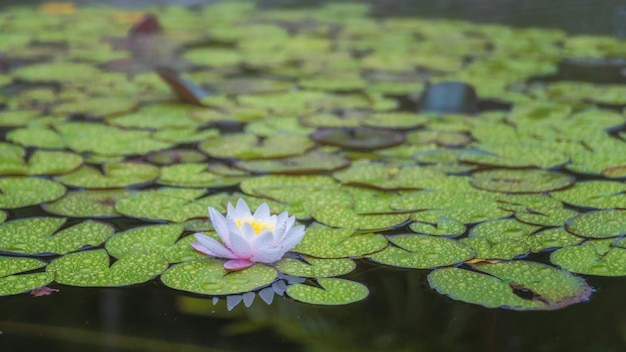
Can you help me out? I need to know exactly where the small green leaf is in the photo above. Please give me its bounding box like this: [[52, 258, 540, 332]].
[[565, 210, 626, 238], [55, 163, 160, 189], [0, 177, 66, 209], [161, 259, 277, 295], [0, 257, 54, 296], [47, 249, 168, 287], [551, 240, 626, 276], [42, 190, 131, 218], [286, 278, 369, 305]]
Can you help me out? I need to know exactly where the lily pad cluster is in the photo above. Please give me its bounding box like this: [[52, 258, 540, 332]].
[[0, 1, 625, 310]]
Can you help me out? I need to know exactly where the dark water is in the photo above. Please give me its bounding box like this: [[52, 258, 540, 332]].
[[1, 1, 626, 351]]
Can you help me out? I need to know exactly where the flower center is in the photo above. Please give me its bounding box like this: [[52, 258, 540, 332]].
[[236, 219, 274, 234]]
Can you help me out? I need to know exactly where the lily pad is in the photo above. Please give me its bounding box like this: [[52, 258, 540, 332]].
[[311, 127, 405, 150], [115, 188, 225, 223], [286, 278, 369, 305], [469, 219, 541, 243], [235, 150, 350, 174], [161, 259, 278, 295], [41, 190, 131, 218], [409, 217, 466, 237], [200, 133, 315, 160], [368, 234, 475, 269], [47, 249, 168, 287], [428, 261, 592, 310], [106, 224, 202, 263], [565, 210, 626, 239], [0, 217, 114, 255], [515, 207, 578, 227], [551, 181, 626, 209], [0, 177, 66, 209], [551, 240, 626, 276], [158, 163, 246, 188], [471, 169, 575, 193], [293, 223, 387, 258], [0, 257, 54, 296], [0, 147, 83, 176], [459, 237, 530, 260], [312, 204, 408, 230], [275, 257, 356, 278], [55, 163, 160, 189]]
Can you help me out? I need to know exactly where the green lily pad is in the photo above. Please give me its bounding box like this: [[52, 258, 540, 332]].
[[0, 110, 42, 127], [459, 237, 530, 260], [469, 219, 541, 243], [368, 234, 475, 269], [147, 149, 207, 165], [521, 227, 584, 253], [471, 169, 575, 193], [106, 224, 202, 263], [565, 210, 626, 239], [275, 257, 356, 278], [497, 194, 564, 212], [551, 181, 626, 209], [47, 249, 168, 287], [333, 163, 447, 190], [0, 147, 82, 176], [235, 150, 350, 174], [161, 259, 278, 295], [52, 97, 137, 117], [152, 128, 220, 144], [0, 257, 54, 296], [312, 204, 408, 230], [0, 177, 66, 209], [41, 189, 131, 218], [12, 62, 103, 84], [515, 207, 577, 226], [286, 278, 369, 305], [459, 141, 570, 169], [409, 217, 466, 237], [115, 188, 226, 223], [293, 223, 387, 258], [406, 130, 472, 147], [551, 239, 626, 276], [200, 133, 315, 160], [428, 261, 592, 310], [108, 104, 198, 130], [56, 122, 172, 156], [55, 163, 160, 189], [311, 127, 405, 151], [362, 112, 429, 129], [158, 163, 246, 188], [0, 217, 114, 255]]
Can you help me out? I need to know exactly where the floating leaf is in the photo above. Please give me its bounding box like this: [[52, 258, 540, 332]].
[[293, 223, 387, 258], [312, 204, 408, 230], [115, 188, 225, 222], [158, 163, 246, 188], [161, 259, 277, 295], [0, 177, 66, 209], [333, 163, 447, 190], [515, 207, 578, 227], [565, 210, 626, 239], [409, 217, 466, 237], [41, 190, 131, 218], [551, 240, 626, 276], [200, 133, 314, 160], [106, 224, 202, 263], [0, 257, 54, 296], [55, 163, 160, 189], [47, 249, 168, 287], [368, 234, 475, 269], [275, 257, 356, 278], [0, 217, 114, 255], [471, 169, 575, 193], [428, 261, 592, 310], [286, 278, 368, 305], [311, 127, 405, 150], [459, 237, 530, 260], [469, 219, 541, 243], [0, 147, 82, 176], [551, 181, 626, 209], [235, 150, 350, 174]]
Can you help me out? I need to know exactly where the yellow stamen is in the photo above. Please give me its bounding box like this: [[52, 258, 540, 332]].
[[236, 219, 274, 234]]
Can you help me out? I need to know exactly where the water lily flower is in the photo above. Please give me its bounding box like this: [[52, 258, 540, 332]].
[[191, 199, 305, 271]]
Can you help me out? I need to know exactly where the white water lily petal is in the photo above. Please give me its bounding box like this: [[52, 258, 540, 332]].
[[191, 198, 306, 271], [192, 234, 237, 259]]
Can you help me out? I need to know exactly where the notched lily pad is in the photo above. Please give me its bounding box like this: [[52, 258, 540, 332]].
[[200, 133, 314, 160], [551, 240, 626, 276], [55, 163, 160, 189], [235, 150, 350, 174], [293, 223, 388, 258], [0, 256, 54, 296], [311, 127, 405, 151], [551, 181, 626, 209], [409, 217, 466, 237], [428, 261, 592, 310], [161, 259, 277, 295], [158, 163, 246, 188], [42, 190, 131, 218], [565, 210, 626, 239], [286, 278, 369, 305], [106, 224, 202, 263], [368, 234, 475, 269], [312, 204, 408, 230], [471, 169, 575, 193], [0, 177, 66, 209], [0, 217, 114, 255], [48, 249, 168, 287]]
